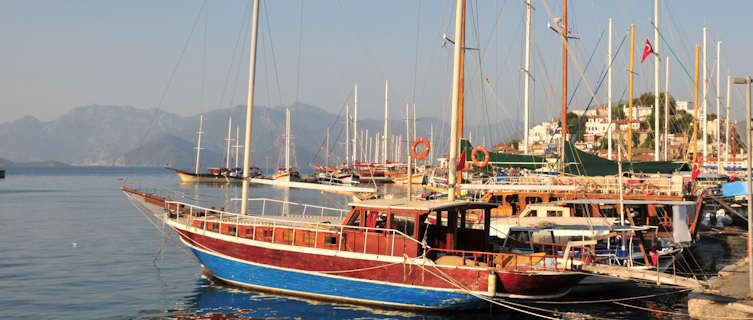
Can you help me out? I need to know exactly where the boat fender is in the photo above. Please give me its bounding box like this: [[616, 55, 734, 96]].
[[411, 137, 430, 160], [487, 271, 497, 296], [585, 181, 598, 193], [471, 146, 490, 167]]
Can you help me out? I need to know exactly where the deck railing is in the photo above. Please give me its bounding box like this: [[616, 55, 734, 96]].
[[426, 245, 590, 272], [163, 200, 424, 258]]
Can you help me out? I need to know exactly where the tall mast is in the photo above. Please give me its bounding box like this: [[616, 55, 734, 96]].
[[726, 75, 731, 164], [430, 123, 434, 164], [384, 80, 389, 164], [448, 0, 464, 201], [664, 56, 670, 160], [716, 41, 722, 172], [406, 102, 412, 200], [346, 103, 350, 165], [607, 17, 613, 160], [413, 103, 417, 143], [225, 116, 233, 168], [607, 18, 614, 160], [693, 45, 700, 163], [234, 127, 241, 168], [523, 0, 532, 155], [702, 27, 707, 163], [326, 127, 330, 167], [628, 24, 635, 161], [194, 114, 204, 174], [458, 0, 466, 146], [653, 0, 660, 160], [353, 83, 358, 165], [285, 108, 291, 170], [560, 0, 568, 167], [240, 0, 261, 215]]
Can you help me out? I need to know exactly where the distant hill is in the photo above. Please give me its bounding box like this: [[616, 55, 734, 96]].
[[0, 157, 69, 167], [0, 104, 521, 168]]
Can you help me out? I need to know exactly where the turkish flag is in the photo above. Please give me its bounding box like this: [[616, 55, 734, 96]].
[[641, 39, 654, 63], [457, 148, 466, 171], [691, 157, 701, 180]]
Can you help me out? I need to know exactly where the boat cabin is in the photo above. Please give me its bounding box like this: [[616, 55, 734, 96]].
[[345, 199, 498, 258]]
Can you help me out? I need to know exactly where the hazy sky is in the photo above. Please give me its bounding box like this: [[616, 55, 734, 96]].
[[2, 0, 752, 139]]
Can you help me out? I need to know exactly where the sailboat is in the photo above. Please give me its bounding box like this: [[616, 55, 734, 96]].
[[272, 108, 301, 182], [122, 0, 587, 309]]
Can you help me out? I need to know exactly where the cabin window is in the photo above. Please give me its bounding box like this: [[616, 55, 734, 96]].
[[303, 232, 315, 245], [392, 216, 415, 236], [324, 236, 337, 245], [282, 231, 293, 242], [526, 197, 542, 205], [347, 210, 361, 227], [211, 224, 219, 231], [245, 228, 253, 235], [263, 230, 273, 238], [489, 195, 504, 204], [228, 226, 237, 234], [547, 210, 560, 217]]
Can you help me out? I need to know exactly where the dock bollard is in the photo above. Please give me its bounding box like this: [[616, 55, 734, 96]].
[[487, 271, 497, 296]]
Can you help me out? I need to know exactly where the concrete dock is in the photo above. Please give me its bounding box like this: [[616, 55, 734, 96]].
[[688, 257, 753, 319]]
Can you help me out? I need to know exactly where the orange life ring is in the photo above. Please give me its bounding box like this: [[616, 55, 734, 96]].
[[586, 181, 598, 193], [471, 146, 490, 167], [641, 182, 654, 195], [411, 137, 430, 160]]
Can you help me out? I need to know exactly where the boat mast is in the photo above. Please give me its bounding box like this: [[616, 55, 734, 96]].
[[560, 0, 568, 168], [346, 103, 350, 165], [664, 56, 670, 160], [716, 41, 722, 172], [194, 114, 204, 174], [413, 103, 417, 144], [702, 27, 708, 163], [693, 45, 700, 163], [406, 102, 412, 200], [384, 80, 389, 164], [353, 83, 358, 165], [234, 127, 241, 168], [241, 0, 260, 215], [607, 17, 613, 160], [726, 75, 731, 165], [448, 0, 463, 201], [456, 0, 466, 187], [326, 127, 330, 167], [653, 0, 660, 161], [628, 24, 635, 161], [523, 0, 532, 155], [285, 108, 291, 170], [225, 116, 233, 168], [430, 123, 434, 165]]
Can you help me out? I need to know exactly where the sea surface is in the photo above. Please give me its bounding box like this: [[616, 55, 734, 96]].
[[0, 166, 738, 319]]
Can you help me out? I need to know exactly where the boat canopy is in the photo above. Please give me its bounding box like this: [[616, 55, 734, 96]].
[[348, 198, 497, 212], [553, 199, 696, 206]]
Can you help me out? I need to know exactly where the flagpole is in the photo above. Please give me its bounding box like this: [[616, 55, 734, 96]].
[[628, 24, 635, 161], [653, 0, 660, 161]]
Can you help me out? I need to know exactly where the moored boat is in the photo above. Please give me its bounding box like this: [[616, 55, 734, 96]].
[[122, 187, 588, 309]]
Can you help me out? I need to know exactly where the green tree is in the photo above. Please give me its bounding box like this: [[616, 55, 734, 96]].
[[566, 112, 584, 142]]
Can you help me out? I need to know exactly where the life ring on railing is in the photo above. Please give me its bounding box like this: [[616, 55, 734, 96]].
[[585, 181, 598, 193], [641, 182, 654, 195], [471, 146, 490, 167], [411, 137, 430, 160]]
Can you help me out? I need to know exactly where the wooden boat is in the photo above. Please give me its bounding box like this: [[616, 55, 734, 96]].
[[173, 167, 244, 183], [122, 187, 588, 309]]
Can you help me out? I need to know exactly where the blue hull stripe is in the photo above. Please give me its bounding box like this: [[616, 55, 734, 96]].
[[190, 248, 485, 309]]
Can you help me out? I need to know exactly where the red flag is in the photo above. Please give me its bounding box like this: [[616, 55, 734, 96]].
[[691, 157, 700, 181], [641, 39, 654, 63], [457, 148, 467, 171]]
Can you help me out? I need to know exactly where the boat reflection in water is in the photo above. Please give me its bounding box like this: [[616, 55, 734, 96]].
[[174, 278, 467, 319]]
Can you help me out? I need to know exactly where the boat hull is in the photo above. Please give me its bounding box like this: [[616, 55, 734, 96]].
[[175, 169, 241, 183]]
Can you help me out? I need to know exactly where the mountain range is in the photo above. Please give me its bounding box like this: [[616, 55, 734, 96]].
[[0, 104, 522, 169]]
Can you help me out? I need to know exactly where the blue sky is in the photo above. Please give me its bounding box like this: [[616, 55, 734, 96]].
[[2, 0, 752, 141]]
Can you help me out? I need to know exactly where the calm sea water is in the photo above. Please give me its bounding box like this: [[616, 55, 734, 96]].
[[0, 166, 719, 319]]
